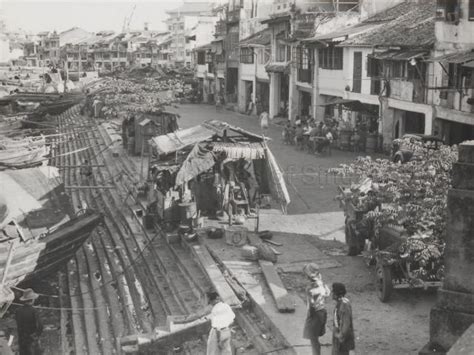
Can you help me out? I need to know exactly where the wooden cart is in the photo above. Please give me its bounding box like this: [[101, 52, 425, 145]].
[[372, 226, 444, 302], [338, 186, 443, 302]]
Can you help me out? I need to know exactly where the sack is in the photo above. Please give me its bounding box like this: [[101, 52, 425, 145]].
[[257, 243, 277, 263]]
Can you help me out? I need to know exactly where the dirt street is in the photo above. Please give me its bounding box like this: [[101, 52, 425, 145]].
[[173, 104, 436, 355]]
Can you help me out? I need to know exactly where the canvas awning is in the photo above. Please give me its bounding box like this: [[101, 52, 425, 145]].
[[369, 49, 428, 61], [426, 50, 474, 64], [151, 120, 266, 155], [150, 125, 219, 155]]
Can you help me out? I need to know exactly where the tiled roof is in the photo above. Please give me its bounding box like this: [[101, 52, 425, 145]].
[[240, 28, 271, 47], [340, 1, 435, 48]]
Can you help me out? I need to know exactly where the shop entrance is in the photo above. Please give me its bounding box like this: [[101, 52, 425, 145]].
[[299, 90, 312, 117], [226, 68, 239, 103], [279, 74, 289, 117], [256, 81, 269, 115], [404, 111, 425, 134]]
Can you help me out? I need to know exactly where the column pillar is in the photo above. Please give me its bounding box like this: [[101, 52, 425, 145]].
[[269, 72, 280, 119], [420, 141, 474, 354]]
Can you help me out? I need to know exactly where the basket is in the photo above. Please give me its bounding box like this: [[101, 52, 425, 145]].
[[241, 245, 259, 261]]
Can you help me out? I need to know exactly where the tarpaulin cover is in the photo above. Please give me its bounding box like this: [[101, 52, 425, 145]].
[[175, 144, 215, 186]]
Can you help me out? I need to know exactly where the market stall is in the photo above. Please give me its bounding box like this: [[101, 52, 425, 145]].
[[147, 120, 290, 226]]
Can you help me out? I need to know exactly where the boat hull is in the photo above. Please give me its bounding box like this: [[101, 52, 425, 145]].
[[0, 210, 102, 287]]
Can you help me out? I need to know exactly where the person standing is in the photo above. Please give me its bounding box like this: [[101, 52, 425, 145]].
[[173, 290, 235, 355], [206, 291, 235, 355], [303, 263, 331, 355], [331, 283, 355, 355], [15, 289, 43, 355], [259, 111, 269, 137]]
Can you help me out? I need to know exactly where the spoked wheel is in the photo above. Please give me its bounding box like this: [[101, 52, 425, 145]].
[[376, 263, 393, 302]]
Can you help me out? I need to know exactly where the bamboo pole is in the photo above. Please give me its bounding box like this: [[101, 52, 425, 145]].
[[64, 186, 115, 189]]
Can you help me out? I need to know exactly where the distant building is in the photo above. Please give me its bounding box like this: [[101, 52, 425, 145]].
[[428, 0, 474, 145], [164, 1, 217, 67]]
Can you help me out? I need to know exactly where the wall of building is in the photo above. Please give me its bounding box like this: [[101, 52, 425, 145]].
[[435, 0, 474, 51]]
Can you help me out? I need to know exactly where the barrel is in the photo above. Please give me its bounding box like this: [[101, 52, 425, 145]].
[[224, 226, 248, 246], [178, 202, 197, 224], [366, 134, 378, 153], [127, 137, 135, 155], [339, 130, 352, 150]]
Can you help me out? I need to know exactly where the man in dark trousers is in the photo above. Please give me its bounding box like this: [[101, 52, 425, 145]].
[[15, 288, 43, 355], [331, 283, 354, 355]]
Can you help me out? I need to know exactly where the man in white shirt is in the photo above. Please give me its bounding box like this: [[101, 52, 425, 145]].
[[174, 290, 235, 355], [206, 291, 235, 355]]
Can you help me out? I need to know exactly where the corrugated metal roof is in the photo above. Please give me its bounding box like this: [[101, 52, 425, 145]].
[[151, 124, 219, 155], [151, 120, 266, 155], [426, 50, 474, 64]]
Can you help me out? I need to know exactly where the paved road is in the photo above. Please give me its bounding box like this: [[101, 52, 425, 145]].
[[172, 104, 362, 215]]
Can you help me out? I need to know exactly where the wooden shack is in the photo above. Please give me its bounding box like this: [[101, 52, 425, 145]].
[[122, 111, 179, 156], [134, 111, 179, 156]]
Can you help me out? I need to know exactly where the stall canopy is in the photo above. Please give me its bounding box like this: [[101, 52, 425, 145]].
[[150, 120, 267, 155], [152, 120, 289, 210]]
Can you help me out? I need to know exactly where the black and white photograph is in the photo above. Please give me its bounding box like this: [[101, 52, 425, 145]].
[[0, 0, 473, 354]]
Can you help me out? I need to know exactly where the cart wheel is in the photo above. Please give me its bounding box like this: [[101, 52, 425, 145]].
[[345, 222, 359, 256], [376, 264, 393, 302]]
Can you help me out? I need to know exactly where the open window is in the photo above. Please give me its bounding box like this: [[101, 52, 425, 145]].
[[436, 0, 460, 23]]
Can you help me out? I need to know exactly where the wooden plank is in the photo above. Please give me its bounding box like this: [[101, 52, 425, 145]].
[[121, 317, 211, 352], [258, 260, 295, 313], [191, 245, 241, 307]]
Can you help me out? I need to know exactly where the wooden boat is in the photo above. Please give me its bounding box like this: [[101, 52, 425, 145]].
[[0, 145, 48, 169], [0, 167, 102, 304]]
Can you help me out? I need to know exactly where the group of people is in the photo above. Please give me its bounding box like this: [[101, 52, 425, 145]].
[[11, 264, 352, 355], [303, 263, 354, 355], [283, 118, 335, 155]]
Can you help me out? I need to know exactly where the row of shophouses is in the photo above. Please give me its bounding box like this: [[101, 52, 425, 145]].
[[17, 1, 218, 73], [194, 0, 474, 150]]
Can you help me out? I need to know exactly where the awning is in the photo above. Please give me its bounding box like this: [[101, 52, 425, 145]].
[[318, 98, 359, 107], [369, 49, 429, 61], [151, 120, 266, 155], [426, 50, 474, 64], [151, 125, 219, 155], [265, 62, 290, 74]]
